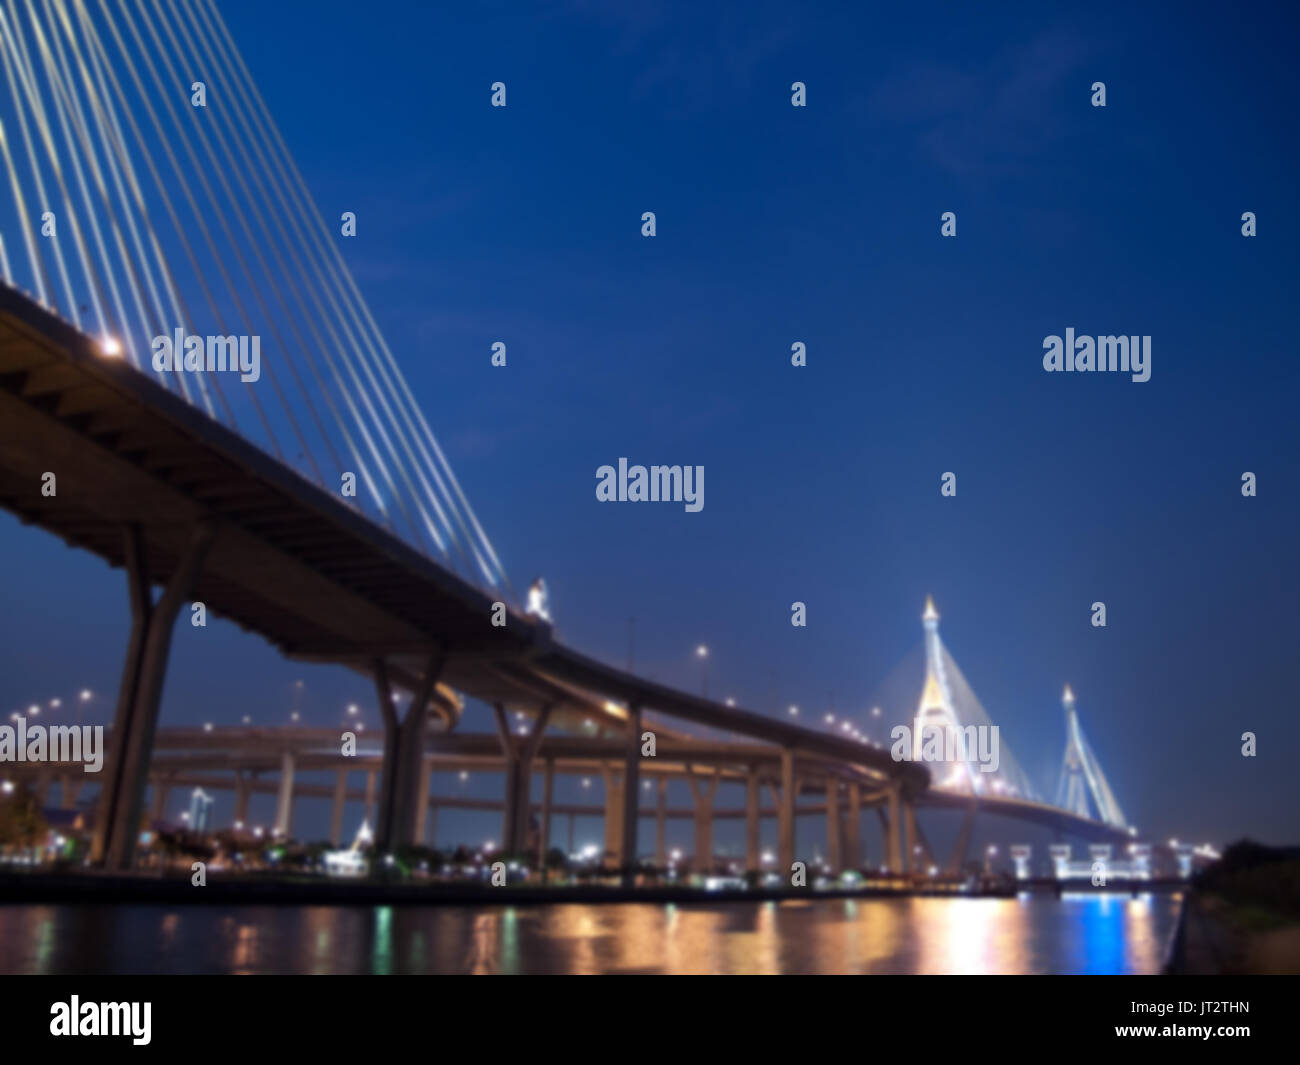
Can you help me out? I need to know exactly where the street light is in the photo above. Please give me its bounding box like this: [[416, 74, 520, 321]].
[[696, 645, 709, 697], [788, 705, 799, 717]]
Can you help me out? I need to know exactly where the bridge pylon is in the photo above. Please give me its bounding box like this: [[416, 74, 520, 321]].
[[1054, 686, 1127, 829]]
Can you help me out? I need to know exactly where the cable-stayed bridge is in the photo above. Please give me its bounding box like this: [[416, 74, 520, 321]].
[[0, 0, 1147, 878]]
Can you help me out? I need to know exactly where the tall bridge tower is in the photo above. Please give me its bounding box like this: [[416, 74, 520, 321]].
[[913, 597, 975, 790], [1055, 686, 1127, 828]]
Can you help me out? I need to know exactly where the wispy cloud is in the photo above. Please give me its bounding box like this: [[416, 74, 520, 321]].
[[867, 26, 1099, 178]]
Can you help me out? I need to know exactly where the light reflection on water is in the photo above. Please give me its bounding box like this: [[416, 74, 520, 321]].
[[0, 894, 1181, 975]]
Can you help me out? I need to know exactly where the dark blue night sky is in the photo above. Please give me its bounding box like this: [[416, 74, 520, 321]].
[[3, 0, 1297, 850]]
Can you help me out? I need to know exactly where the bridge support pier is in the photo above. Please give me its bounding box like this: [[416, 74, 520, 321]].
[[330, 770, 347, 845], [745, 769, 761, 871], [686, 765, 718, 874], [92, 521, 218, 870], [655, 777, 668, 869], [234, 770, 253, 827], [826, 780, 842, 873], [620, 705, 642, 884], [947, 801, 977, 875], [884, 784, 904, 874], [778, 748, 796, 876], [847, 783, 862, 870], [150, 777, 171, 821], [493, 702, 552, 859], [904, 802, 919, 875], [274, 752, 295, 838], [413, 758, 432, 845], [374, 652, 443, 854], [601, 766, 624, 863], [539, 758, 554, 867]]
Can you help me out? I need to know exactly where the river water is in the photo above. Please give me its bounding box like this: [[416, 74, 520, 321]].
[[0, 893, 1181, 974]]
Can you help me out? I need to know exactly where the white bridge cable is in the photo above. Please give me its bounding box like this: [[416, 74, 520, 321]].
[[193, 0, 510, 589], [7, 0, 119, 347], [0, 114, 46, 298], [186, 0, 480, 575], [110, 0, 319, 473], [72, 0, 257, 429], [130, 0, 353, 491], [1072, 712, 1126, 827], [43, 0, 202, 407], [0, 4, 79, 322], [27, 0, 154, 380], [936, 641, 1042, 801], [159, 0, 462, 559], [0, 0, 512, 593]]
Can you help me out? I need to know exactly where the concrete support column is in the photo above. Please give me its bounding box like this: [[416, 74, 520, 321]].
[[904, 802, 918, 875], [948, 801, 977, 875], [330, 770, 347, 846], [519, 706, 551, 862], [685, 765, 718, 873], [59, 775, 77, 810], [825, 779, 842, 872], [620, 705, 642, 882], [374, 652, 443, 853], [413, 758, 432, 845], [364, 771, 376, 824], [234, 771, 253, 826], [745, 769, 761, 871], [601, 766, 624, 865], [149, 778, 170, 820], [778, 748, 796, 874], [492, 705, 520, 853], [492, 702, 552, 859], [274, 751, 295, 839], [539, 758, 554, 865], [847, 783, 862, 870], [886, 784, 903, 874], [655, 776, 668, 869], [92, 521, 217, 869]]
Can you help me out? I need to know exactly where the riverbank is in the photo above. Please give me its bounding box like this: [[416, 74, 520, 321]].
[[1166, 840, 1300, 974]]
